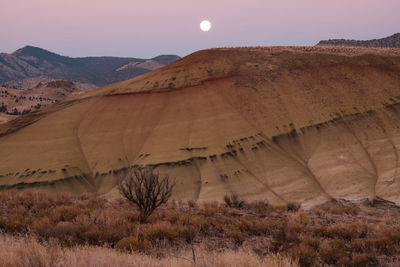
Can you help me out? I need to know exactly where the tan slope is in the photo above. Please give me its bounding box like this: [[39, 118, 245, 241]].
[[1, 46, 400, 206], [0, 80, 92, 124]]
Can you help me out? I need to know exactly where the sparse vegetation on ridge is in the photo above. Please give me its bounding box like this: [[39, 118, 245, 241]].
[[1, 192, 400, 266], [317, 33, 400, 48]]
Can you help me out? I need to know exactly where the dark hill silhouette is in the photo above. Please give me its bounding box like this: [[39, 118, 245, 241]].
[[0, 46, 180, 86], [317, 33, 400, 48]]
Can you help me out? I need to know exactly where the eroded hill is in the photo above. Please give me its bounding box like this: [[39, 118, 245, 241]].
[[0, 79, 94, 123], [1, 46, 400, 206]]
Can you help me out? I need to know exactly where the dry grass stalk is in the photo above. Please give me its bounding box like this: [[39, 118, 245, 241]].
[[0, 234, 297, 267]]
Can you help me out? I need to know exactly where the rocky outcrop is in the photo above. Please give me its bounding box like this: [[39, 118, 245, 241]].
[[317, 33, 400, 48]]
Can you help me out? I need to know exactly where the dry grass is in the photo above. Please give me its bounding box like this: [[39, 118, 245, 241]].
[[0, 234, 295, 267], [1, 192, 400, 266]]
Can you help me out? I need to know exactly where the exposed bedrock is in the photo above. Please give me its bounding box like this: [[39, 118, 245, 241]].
[[1, 47, 400, 206]]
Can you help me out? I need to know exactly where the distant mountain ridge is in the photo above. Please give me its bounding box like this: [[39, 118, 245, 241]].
[[0, 46, 180, 86], [317, 33, 400, 48]]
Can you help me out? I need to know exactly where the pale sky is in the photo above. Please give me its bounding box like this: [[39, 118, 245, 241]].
[[1, 0, 399, 58]]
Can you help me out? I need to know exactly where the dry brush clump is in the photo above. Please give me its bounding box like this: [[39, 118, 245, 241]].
[[0, 234, 296, 267], [1, 191, 400, 266]]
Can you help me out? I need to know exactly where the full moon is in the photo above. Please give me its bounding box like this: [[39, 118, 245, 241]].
[[200, 20, 211, 32]]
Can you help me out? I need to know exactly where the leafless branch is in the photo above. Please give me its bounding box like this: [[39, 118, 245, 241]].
[[118, 166, 175, 223]]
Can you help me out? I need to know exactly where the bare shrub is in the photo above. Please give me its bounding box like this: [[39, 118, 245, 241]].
[[346, 253, 377, 266], [317, 200, 360, 216], [115, 235, 149, 252], [299, 235, 319, 250], [237, 215, 270, 235], [118, 167, 175, 223], [271, 220, 288, 253], [326, 224, 357, 240], [286, 202, 301, 212], [31, 217, 53, 239], [0, 214, 26, 233], [319, 239, 346, 265], [160, 209, 180, 224], [187, 199, 198, 208], [373, 225, 400, 255], [53, 222, 80, 246], [291, 244, 318, 267], [223, 193, 245, 208], [51, 205, 80, 222], [225, 228, 246, 245], [143, 221, 180, 242], [203, 207, 216, 216], [249, 200, 274, 216], [182, 224, 200, 244]]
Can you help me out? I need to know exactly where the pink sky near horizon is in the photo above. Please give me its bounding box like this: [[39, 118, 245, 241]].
[[1, 0, 399, 58]]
